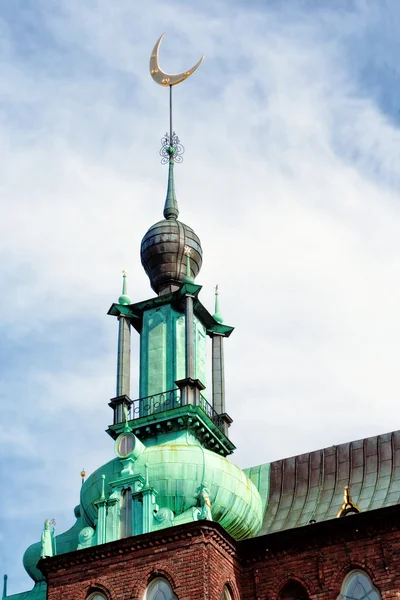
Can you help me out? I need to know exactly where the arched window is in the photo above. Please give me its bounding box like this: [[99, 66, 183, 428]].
[[220, 584, 233, 600], [87, 593, 107, 600], [120, 487, 132, 538], [145, 578, 177, 600], [338, 571, 381, 600], [278, 581, 309, 600]]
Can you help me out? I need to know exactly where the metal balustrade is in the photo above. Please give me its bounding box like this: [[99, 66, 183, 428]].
[[128, 389, 224, 432]]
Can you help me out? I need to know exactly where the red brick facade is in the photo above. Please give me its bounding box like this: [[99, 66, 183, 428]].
[[39, 505, 400, 600]]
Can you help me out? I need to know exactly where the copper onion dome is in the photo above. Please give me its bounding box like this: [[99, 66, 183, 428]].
[[140, 160, 202, 295]]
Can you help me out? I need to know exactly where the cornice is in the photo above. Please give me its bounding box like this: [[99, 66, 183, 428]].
[[39, 521, 237, 576], [38, 505, 400, 577], [239, 504, 400, 564]]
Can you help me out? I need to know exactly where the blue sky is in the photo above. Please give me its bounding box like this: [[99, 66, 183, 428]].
[[1, 0, 400, 594]]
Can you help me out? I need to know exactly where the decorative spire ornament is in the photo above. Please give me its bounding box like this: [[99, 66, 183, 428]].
[[337, 485, 361, 517], [213, 284, 224, 323], [150, 33, 204, 220], [118, 270, 131, 305], [116, 271, 131, 399]]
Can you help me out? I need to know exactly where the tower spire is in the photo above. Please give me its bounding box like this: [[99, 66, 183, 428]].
[[151, 33, 203, 220], [163, 157, 179, 220], [108, 271, 133, 424], [116, 271, 131, 399], [118, 270, 131, 305], [213, 284, 224, 323]]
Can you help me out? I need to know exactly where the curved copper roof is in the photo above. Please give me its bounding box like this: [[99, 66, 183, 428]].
[[245, 430, 400, 535]]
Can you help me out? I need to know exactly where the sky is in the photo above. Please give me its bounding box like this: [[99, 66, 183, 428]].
[[1, 0, 400, 594]]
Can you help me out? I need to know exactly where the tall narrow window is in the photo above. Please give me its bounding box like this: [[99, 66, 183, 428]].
[[145, 578, 177, 600], [120, 488, 132, 538], [338, 571, 381, 600]]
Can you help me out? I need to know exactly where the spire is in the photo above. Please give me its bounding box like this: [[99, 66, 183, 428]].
[[151, 34, 202, 221], [118, 270, 131, 305], [115, 270, 131, 399], [213, 285, 224, 323], [163, 157, 179, 220]]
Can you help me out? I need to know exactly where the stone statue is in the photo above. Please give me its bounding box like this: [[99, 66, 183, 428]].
[[40, 519, 53, 558], [196, 483, 213, 521]]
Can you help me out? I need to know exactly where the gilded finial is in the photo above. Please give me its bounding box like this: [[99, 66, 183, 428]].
[[118, 270, 132, 305], [213, 284, 224, 323], [150, 34, 204, 220], [80, 468, 86, 485], [149, 34, 204, 88], [337, 485, 360, 517]]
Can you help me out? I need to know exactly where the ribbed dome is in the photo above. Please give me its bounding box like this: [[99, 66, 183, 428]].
[[141, 219, 202, 295], [80, 442, 263, 541]]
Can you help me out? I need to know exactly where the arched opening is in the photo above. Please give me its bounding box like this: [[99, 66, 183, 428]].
[[145, 577, 177, 600], [337, 570, 381, 600], [278, 581, 309, 600], [87, 592, 108, 600], [120, 487, 132, 538], [220, 584, 233, 600]]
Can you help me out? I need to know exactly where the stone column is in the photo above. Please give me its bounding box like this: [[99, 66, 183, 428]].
[[212, 333, 225, 416], [116, 316, 131, 398], [185, 294, 195, 381]]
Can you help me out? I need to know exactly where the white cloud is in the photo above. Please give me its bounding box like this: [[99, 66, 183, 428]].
[[2, 0, 400, 593]]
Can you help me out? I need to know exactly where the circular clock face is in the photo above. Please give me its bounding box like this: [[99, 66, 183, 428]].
[[88, 594, 107, 600], [117, 433, 134, 457]]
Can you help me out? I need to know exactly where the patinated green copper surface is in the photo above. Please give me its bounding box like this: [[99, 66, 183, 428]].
[[3, 582, 47, 600], [250, 430, 400, 535], [108, 284, 234, 338], [139, 304, 206, 400]]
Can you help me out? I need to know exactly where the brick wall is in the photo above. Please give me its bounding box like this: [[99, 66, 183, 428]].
[[240, 504, 400, 600], [39, 506, 400, 600]]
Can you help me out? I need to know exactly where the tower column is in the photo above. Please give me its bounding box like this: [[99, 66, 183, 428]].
[[212, 333, 225, 415], [185, 294, 195, 381], [116, 316, 131, 397], [109, 272, 133, 425]]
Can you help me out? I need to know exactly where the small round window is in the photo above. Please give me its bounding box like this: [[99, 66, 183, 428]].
[[117, 433, 134, 457], [87, 593, 107, 600]]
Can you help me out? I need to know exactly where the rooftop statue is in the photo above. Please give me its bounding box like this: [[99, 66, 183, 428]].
[[40, 520, 53, 559]]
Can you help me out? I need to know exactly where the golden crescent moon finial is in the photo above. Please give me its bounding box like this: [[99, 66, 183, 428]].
[[150, 33, 204, 87]]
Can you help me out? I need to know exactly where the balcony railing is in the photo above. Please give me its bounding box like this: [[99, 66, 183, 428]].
[[128, 389, 224, 432]]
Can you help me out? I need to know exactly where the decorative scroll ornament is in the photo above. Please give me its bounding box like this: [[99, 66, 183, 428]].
[[150, 34, 203, 165], [160, 132, 184, 165]]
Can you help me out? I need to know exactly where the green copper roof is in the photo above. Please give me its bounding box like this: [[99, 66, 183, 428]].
[[4, 582, 46, 600], [108, 283, 234, 337], [246, 429, 400, 536], [80, 439, 262, 540]]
